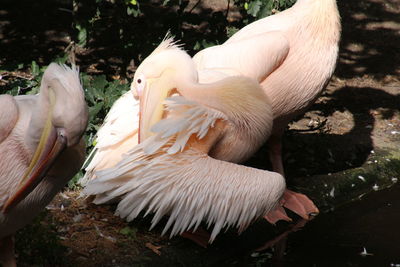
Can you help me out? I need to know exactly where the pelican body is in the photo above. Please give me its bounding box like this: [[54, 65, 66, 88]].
[[84, 41, 285, 242], [83, 0, 340, 242], [0, 63, 88, 266]]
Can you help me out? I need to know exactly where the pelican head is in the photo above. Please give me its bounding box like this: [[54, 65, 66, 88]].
[[41, 64, 88, 146], [131, 38, 198, 143], [2, 63, 88, 213]]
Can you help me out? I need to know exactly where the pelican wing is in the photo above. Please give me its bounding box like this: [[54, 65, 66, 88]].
[[0, 95, 18, 144], [95, 92, 139, 149], [141, 96, 225, 155], [84, 96, 285, 242], [194, 31, 289, 83], [81, 92, 139, 184]]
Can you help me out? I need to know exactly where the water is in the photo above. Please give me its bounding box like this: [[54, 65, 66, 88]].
[[249, 182, 400, 267]]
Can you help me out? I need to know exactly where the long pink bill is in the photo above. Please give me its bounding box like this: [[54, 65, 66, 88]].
[[2, 128, 67, 214]]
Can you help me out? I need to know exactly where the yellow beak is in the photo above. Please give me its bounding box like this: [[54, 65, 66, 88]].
[[2, 94, 67, 214], [138, 80, 171, 143]]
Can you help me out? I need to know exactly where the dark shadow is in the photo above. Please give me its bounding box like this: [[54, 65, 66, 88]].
[[71, 0, 235, 77], [247, 85, 399, 180], [0, 0, 237, 77], [336, 0, 400, 80], [284, 86, 399, 177], [0, 0, 72, 69]]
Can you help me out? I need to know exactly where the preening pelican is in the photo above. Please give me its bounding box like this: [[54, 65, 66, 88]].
[[0, 63, 88, 266], [83, 0, 340, 241], [83, 41, 285, 243]]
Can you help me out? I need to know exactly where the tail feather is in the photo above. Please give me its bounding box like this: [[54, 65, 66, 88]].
[[84, 147, 285, 242]]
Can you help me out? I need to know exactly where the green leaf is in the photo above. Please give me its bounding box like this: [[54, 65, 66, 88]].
[[119, 226, 137, 239], [75, 24, 87, 47], [31, 61, 39, 77], [257, 1, 274, 18], [130, 0, 137, 5], [247, 0, 262, 17], [127, 6, 141, 17], [68, 171, 83, 189], [89, 102, 104, 120], [226, 26, 239, 38]]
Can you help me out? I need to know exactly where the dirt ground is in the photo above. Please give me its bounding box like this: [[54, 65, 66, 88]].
[[1, 0, 399, 266]]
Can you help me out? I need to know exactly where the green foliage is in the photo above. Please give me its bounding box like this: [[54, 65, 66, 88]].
[[70, 0, 295, 59], [75, 24, 88, 47], [82, 73, 129, 147], [240, 0, 296, 19], [193, 39, 218, 51], [119, 226, 138, 240]]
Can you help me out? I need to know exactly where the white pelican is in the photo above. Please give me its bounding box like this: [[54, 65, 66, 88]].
[[83, 40, 286, 244], [83, 0, 340, 242], [0, 63, 88, 266]]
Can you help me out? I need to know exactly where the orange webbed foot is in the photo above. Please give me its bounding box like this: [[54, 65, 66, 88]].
[[264, 205, 292, 224], [282, 189, 319, 220], [265, 189, 319, 224]]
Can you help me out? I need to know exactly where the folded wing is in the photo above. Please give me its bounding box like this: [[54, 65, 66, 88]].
[[84, 96, 285, 242]]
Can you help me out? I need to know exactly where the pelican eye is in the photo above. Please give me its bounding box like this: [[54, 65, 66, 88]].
[[136, 74, 146, 97]]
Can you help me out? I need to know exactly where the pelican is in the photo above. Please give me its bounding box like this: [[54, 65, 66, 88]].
[[83, 0, 340, 241], [193, 0, 340, 219], [0, 63, 88, 266], [83, 40, 286, 243]]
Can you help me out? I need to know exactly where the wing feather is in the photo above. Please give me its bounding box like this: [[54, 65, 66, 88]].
[[84, 97, 285, 242], [81, 92, 139, 185], [194, 31, 290, 84]]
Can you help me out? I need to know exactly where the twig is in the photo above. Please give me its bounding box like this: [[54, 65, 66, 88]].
[[58, 8, 73, 14], [0, 72, 33, 81], [189, 0, 202, 13], [225, 0, 231, 20], [145, 242, 162, 256]]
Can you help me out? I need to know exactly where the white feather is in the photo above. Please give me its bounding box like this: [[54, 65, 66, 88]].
[[81, 91, 139, 185], [84, 97, 285, 242]]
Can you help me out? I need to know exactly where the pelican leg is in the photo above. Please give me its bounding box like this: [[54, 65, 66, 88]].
[[180, 228, 211, 248], [0, 235, 16, 267], [266, 134, 319, 222], [267, 133, 285, 176]]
